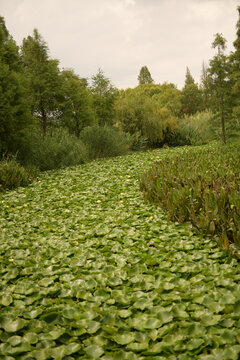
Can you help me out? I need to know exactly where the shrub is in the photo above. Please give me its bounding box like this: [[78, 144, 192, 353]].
[[80, 125, 131, 160], [125, 131, 148, 151], [0, 155, 36, 191], [21, 127, 88, 171], [169, 110, 215, 146], [140, 142, 240, 253]]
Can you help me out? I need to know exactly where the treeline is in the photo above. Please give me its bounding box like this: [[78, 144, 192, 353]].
[[1, 7, 240, 172]]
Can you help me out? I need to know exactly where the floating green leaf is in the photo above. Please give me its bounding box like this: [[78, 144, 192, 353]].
[[112, 332, 135, 345], [85, 344, 104, 358], [0, 144, 240, 359]]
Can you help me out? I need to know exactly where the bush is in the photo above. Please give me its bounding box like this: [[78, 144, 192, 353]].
[[140, 142, 240, 253], [0, 155, 36, 191], [169, 110, 215, 146], [80, 125, 131, 160], [21, 127, 88, 171], [125, 131, 148, 152]]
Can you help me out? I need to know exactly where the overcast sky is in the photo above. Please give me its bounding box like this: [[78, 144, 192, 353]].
[[1, 0, 239, 89]]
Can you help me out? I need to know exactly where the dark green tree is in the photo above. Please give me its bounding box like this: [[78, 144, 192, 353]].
[[229, 6, 240, 130], [91, 68, 116, 126], [21, 29, 62, 135], [200, 61, 212, 110], [181, 67, 202, 115], [0, 16, 31, 155], [208, 33, 232, 145], [59, 69, 94, 137], [185, 66, 195, 85], [138, 66, 154, 85]]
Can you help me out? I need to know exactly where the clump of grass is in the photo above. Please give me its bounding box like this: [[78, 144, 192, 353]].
[[168, 110, 216, 146], [21, 127, 88, 171], [140, 142, 240, 254], [0, 155, 36, 191], [80, 125, 131, 160]]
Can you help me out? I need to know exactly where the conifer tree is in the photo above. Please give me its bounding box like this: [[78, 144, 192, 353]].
[[208, 33, 231, 145], [200, 61, 212, 110], [230, 6, 240, 128], [181, 67, 202, 115], [138, 66, 154, 85], [21, 29, 62, 135], [0, 17, 31, 155], [185, 67, 195, 85]]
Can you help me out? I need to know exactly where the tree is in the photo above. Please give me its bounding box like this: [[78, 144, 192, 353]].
[[208, 33, 231, 145], [114, 84, 179, 146], [59, 69, 94, 137], [0, 16, 31, 155], [91, 68, 116, 125], [229, 6, 240, 130], [138, 66, 154, 85], [185, 67, 195, 85], [181, 67, 202, 115], [21, 29, 62, 135], [200, 61, 212, 110]]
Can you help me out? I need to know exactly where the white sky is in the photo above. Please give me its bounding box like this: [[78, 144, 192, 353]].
[[1, 0, 239, 89]]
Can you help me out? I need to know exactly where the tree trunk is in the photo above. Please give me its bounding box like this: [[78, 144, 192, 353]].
[[41, 107, 47, 136]]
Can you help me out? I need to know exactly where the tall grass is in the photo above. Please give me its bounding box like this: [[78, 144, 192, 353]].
[[80, 125, 131, 160], [21, 127, 88, 171], [0, 155, 36, 191], [169, 110, 215, 146]]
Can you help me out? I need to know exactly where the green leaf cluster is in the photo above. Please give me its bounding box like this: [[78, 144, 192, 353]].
[[0, 155, 36, 192], [140, 142, 240, 251], [114, 83, 181, 146], [0, 145, 240, 358]]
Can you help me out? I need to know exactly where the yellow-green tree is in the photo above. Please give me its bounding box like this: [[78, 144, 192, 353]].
[[114, 83, 180, 146]]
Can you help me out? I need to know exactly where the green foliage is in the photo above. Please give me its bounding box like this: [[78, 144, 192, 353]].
[[208, 33, 232, 144], [0, 155, 36, 191], [21, 127, 88, 171], [21, 29, 62, 134], [140, 142, 240, 250], [138, 65, 154, 85], [171, 110, 216, 146], [126, 131, 148, 151], [184, 66, 195, 85], [80, 125, 131, 159], [181, 83, 203, 115], [229, 7, 240, 132], [91, 68, 117, 126], [114, 84, 180, 146], [59, 69, 94, 137], [0, 17, 32, 155], [0, 146, 240, 359], [181, 67, 203, 115]]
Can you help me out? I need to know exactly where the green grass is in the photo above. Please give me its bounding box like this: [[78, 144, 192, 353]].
[[140, 142, 240, 254], [0, 147, 240, 359], [0, 156, 36, 192]]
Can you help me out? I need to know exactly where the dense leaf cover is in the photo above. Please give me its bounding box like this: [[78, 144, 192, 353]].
[[140, 142, 240, 252], [0, 148, 240, 359]]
